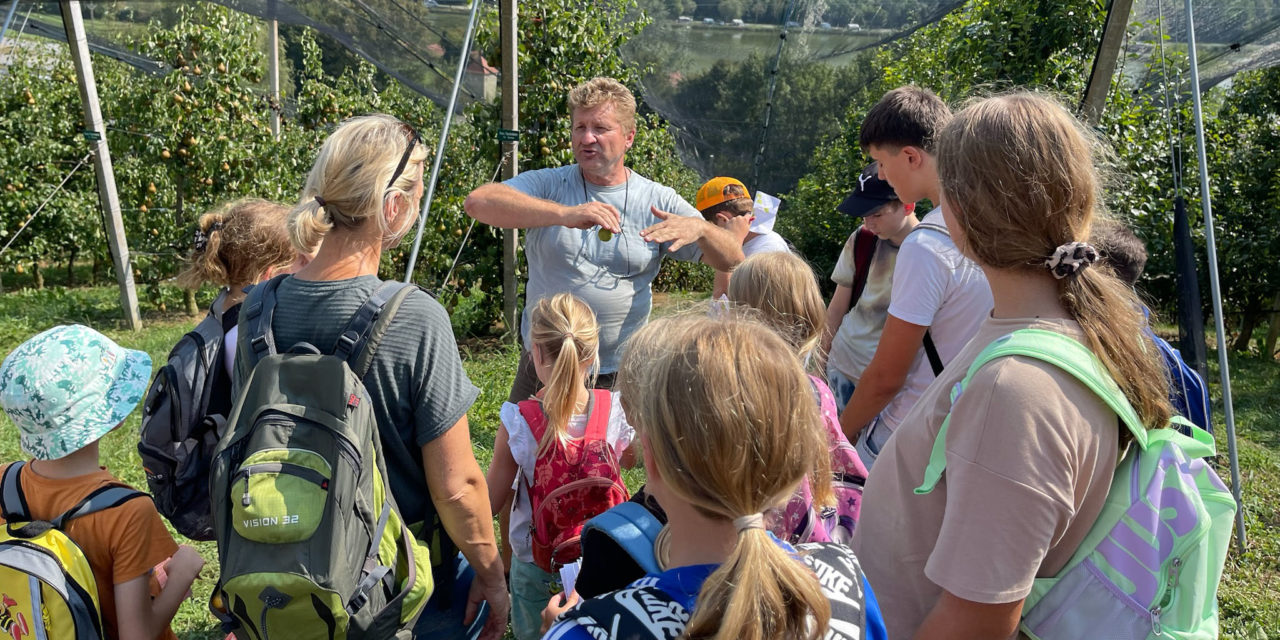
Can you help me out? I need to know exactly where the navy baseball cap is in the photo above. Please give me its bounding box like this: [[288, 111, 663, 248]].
[[837, 163, 899, 218]]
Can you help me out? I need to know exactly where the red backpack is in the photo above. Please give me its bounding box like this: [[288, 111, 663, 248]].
[[518, 389, 631, 572]]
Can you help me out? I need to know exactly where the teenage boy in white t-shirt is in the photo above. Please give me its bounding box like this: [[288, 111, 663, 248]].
[[839, 87, 993, 469], [696, 177, 790, 299], [819, 163, 919, 413]]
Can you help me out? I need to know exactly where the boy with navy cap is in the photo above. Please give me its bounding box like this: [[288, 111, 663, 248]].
[[0, 324, 203, 640], [820, 163, 918, 412]]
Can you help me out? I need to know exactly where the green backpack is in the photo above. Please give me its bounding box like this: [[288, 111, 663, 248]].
[[210, 276, 432, 640], [915, 329, 1236, 640]]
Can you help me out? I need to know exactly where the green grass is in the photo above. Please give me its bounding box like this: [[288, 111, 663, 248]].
[[0, 282, 1277, 638]]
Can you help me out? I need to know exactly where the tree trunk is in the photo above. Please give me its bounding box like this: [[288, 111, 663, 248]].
[[0, 270, 5, 294], [1265, 292, 1280, 360], [91, 251, 101, 285], [1232, 309, 1261, 352], [66, 247, 78, 287], [184, 288, 198, 315], [33, 261, 43, 290]]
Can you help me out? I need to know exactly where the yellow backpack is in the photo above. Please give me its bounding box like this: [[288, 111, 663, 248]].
[[0, 462, 147, 640]]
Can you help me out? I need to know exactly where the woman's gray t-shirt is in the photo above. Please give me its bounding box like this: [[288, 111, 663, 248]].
[[234, 275, 479, 527]]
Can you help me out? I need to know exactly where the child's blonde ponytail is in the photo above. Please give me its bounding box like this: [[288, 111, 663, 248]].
[[528, 294, 600, 455], [619, 312, 833, 640]]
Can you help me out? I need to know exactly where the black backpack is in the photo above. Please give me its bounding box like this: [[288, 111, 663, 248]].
[[137, 289, 234, 541]]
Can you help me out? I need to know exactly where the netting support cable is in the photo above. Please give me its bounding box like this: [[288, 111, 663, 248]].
[[1155, 0, 1183, 194], [750, 0, 799, 190], [0, 154, 90, 260], [403, 0, 481, 283], [1184, 0, 1246, 552]]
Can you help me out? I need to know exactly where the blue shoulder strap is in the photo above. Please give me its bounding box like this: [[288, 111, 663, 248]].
[[914, 329, 1215, 495], [582, 501, 664, 575]]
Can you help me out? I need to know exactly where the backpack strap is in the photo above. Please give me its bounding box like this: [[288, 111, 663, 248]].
[[333, 281, 419, 379], [517, 399, 549, 445], [922, 331, 945, 376], [5, 473, 147, 539], [914, 329, 1217, 495], [581, 501, 664, 576], [240, 274, 290, 370], [582, 389, 611, 443], [906, 222, 951, 377], [0, 462, 31, 522], [50, 485, 149, 530], [849, 226, 879, 303], [908, 221, 950, 239]]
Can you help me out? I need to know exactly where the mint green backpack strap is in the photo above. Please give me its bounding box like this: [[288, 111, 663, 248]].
[[915, 329, 1213, 495]]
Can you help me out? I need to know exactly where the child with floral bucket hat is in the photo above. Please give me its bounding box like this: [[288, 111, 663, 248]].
[[0, 324, 204, 640]]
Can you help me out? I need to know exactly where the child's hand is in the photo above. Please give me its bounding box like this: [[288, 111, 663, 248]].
[[540, 590, 581, 633]]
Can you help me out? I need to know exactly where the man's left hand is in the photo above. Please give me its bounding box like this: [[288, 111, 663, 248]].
[[641, 206, 708, 253]]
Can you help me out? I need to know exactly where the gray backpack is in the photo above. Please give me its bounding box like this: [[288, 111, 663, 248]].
[[138, 290, 232, 541], [209, 276, 432, 640]]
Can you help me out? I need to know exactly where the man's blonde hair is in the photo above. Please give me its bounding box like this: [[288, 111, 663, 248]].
[[568, 77, 637, 134]]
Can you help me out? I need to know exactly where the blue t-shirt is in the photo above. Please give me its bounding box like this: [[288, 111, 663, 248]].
[[544, 540, 887, 640], [505, 165, 703, 373]]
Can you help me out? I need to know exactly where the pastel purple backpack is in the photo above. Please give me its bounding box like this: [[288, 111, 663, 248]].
[[768, 376, 868, 544]]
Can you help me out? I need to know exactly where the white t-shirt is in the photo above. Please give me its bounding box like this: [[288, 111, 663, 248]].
[[879, 209, 992, 434], [501, 391, 635, 563], [742, 230, 790, 256], [828, 227, 901, 382]]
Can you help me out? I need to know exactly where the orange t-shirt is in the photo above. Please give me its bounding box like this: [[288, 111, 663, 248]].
[[0, 462, 179, 640]]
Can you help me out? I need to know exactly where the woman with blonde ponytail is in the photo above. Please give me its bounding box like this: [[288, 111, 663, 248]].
[[230, 115, 510, 640], [853, 93, 1176, 639], [487, 293, 637, 640], [542, 312, 886, 640]]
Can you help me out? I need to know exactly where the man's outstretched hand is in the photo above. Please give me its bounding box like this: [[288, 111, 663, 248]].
[[641, 206, 709, 253]]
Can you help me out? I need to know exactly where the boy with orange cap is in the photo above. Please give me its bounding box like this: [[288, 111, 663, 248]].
[[696, 176, 790, 298]]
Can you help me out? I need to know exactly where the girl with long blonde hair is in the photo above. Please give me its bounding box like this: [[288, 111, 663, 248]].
[[487, 293, 637, 640], [541, 312, 886, 640], [853, 93, 1174, 639], [727, 251, 869, 544]]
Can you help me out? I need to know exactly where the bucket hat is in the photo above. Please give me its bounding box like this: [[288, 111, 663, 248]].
[[0, 324, 152, 460]]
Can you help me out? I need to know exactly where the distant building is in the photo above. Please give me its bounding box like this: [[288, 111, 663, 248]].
[[464, 51, 498, 102]]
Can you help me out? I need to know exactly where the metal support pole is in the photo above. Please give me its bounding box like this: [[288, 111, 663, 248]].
[[1184, 0, 1245, 551], [60, 0, 141, 330], [500, 0, 519, 341], [0, 0, 20, 48], [1080, 0, 1134, 124], [403, 0, 481, 282], [268, 3, 281, 138]]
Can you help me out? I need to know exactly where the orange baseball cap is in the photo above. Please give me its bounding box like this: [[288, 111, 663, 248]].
[[695, 177, 752, 212]]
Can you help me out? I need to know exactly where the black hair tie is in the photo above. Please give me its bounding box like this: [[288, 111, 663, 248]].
[[315, 195, 327, 207]]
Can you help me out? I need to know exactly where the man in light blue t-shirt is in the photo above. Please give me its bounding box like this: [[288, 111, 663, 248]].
[[464, 77, 744, 403]]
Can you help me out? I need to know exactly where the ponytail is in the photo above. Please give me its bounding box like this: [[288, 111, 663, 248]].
[[176, 211, 229, 290], [289, 197, 332, 256], [618, 312, 834, 640], [1061, 263, 1173, 431], [538, 334, 587, 456], [527, 294, 601, 455], [176, 199, 294, 291], [686, 527, 830, 640]]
